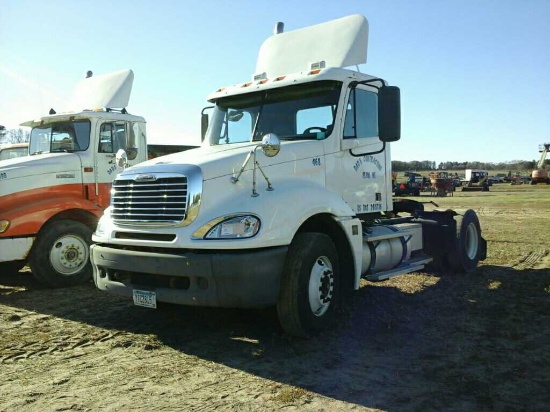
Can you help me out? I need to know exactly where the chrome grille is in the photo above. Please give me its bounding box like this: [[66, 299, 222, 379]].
[[111, 175, 187, 224]]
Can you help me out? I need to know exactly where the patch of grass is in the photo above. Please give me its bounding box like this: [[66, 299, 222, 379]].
[[271, 386, 313, 404]]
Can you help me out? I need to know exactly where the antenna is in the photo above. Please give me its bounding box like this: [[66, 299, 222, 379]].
[[273, 22, 284, 35]]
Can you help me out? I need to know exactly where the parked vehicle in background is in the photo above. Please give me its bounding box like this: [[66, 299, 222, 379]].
[[147, 144, 198, 159], [460, 169, 490, 191], [393, 172, 424, 196], [0, 69, 188, 287], [0, 142, 29, 160], [531, 143, 550, 184], [428, 171, 454, 196]]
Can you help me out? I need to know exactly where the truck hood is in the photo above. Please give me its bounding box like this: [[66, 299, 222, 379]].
[[0, 153, 82, 182], [125, 143, 292, 181]]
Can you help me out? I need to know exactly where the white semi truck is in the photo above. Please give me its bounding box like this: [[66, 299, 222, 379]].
[[91, 15, 487, 337], [0, 70, 176, 287]]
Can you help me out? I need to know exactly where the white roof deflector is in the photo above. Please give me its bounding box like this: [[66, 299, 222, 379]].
[[255, 14, 369, 78], [70, 69, 134, 110]]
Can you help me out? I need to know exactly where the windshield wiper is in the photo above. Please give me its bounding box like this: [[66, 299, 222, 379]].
[[250, 93, 267, 141]]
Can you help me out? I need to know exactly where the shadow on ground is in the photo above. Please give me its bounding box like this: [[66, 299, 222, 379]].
[[1, 264, 549, 411]]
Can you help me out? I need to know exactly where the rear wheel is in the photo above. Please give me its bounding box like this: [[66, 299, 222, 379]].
[[29, 219, 93, 288], [448, 210, 483, 273], [277, 233, 340, 338]]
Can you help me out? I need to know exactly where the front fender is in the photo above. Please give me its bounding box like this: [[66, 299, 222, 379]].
[[1, 194, 103, 237], [192, 176, 356, 248]]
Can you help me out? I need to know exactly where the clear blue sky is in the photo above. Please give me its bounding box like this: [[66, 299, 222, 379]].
[[1, 0, 549, 164]]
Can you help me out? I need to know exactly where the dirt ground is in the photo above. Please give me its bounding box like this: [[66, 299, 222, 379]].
[[1, 186, 549, 411]]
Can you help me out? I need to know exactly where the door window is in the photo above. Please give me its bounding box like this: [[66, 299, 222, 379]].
[[343, 88, 378, 139], [98, 122, 139, 160]]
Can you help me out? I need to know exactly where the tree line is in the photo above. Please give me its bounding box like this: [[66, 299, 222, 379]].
[[0, 126, 30, 144]]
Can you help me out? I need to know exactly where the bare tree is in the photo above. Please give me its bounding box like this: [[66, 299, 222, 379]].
[[6, 128, 30, 143]]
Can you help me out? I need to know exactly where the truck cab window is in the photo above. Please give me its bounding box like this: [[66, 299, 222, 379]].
[[99, 123, 114, 153], [99, 122, 138, 160], [343, 88, 378, 139], [219, 110, 254, 144], [29, 120, 90, 155], [297, 106, 334, 136], [206, 81, 342, 145]]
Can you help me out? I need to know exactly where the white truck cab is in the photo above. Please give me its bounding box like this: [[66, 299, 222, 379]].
[[91, 15, 486, 337], [0, 70, 148, 286]]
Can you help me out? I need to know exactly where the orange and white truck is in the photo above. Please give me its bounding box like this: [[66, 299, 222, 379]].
[[0, 70, 158, 286]]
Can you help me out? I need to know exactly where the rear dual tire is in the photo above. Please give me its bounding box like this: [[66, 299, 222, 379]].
[[448, 209, 483, 273]]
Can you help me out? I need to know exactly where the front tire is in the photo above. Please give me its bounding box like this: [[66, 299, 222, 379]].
[[447, 209, 483, 273], [29, 219, 93, 288], [277, 233, 340, 338]]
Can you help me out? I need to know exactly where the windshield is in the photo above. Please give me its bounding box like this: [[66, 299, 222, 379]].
[[29, 120, 91, 155], [0, 146, 29, 160], [206, 81, 342, 145]]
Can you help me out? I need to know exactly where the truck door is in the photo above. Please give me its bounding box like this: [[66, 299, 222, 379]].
[[95, 121, 145, 208], [327, 85, 392, 214]]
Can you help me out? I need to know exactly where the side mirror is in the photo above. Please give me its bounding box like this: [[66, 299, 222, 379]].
[[201, 113, 209, 142], [200, 106, 215, 142], [378, 86, 401, 142], [261, 133, 280, 157], [228, 110, 244, 122], [116, 149, 128, 169]]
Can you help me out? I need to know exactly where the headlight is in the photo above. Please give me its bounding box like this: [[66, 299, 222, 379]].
[[193, 215, 261, 240], [94, 210, 110, 236], [95, 219, 106, 236]]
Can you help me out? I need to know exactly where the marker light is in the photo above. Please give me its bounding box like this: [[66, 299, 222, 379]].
[[0, 220, 10, 233]]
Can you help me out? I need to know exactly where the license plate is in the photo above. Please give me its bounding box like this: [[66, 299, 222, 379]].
[[133, 289, 157, 308]]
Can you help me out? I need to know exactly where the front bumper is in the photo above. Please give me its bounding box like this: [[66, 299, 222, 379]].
[[0, 237, 34, 262], [91, 244, 288, 308]]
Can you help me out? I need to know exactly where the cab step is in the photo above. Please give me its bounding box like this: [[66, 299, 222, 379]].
[[363, 256, 433, 281]]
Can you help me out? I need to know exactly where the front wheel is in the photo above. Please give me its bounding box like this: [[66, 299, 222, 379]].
[[277, 233, 340, 338], [447, 209, 483, 273], [29, 219, 93, 288]]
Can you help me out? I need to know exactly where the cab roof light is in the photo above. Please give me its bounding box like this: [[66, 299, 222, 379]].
[[308, 60, 326, 75], [274, 76, 286, 81], [241, 82, 253, 87], [253, 72, 267, 81]]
